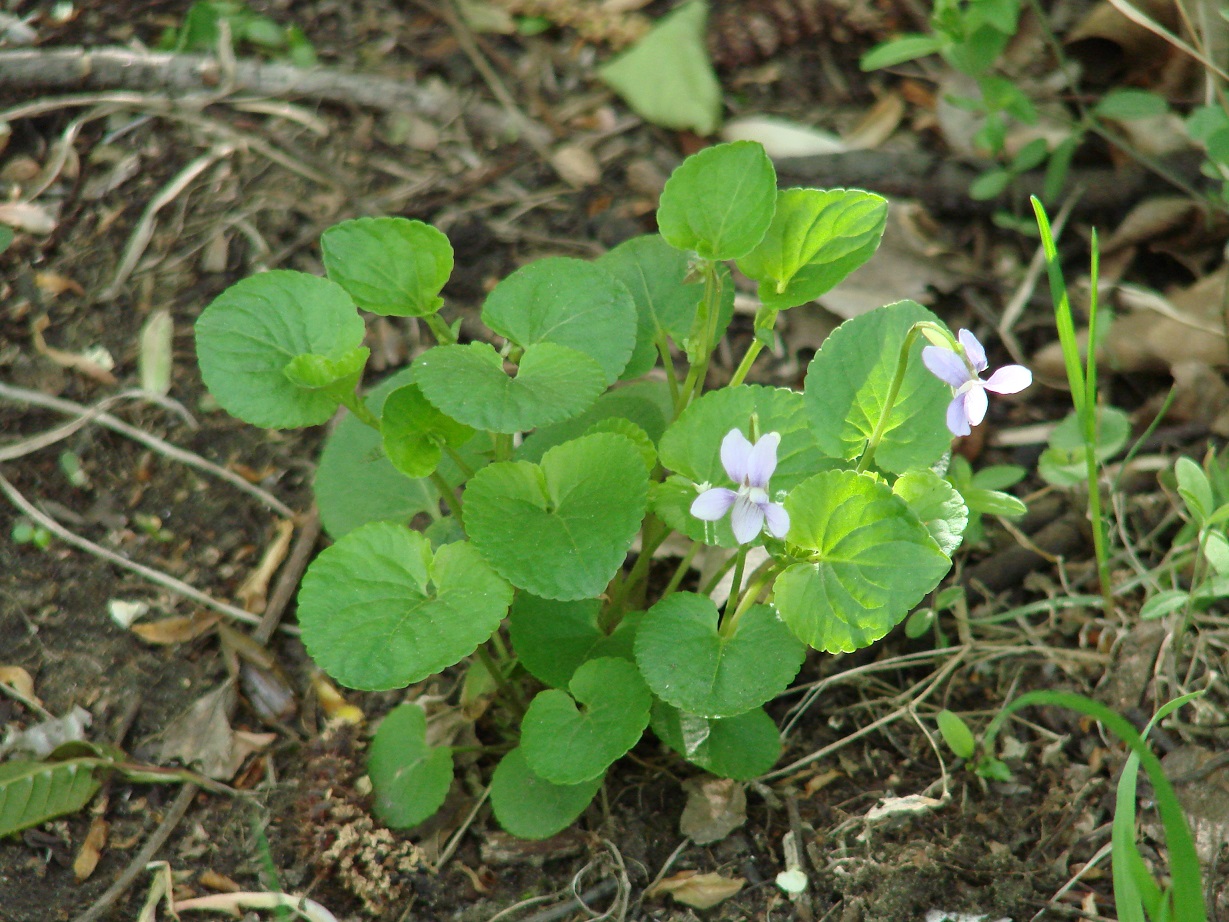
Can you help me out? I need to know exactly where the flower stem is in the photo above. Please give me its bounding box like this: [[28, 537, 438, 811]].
[[674, 261, 721, 419], [338, 391, 381, 430], [430, 468, 462, 524], [719, 566, 774, 638], [602, 515, 667, 631], [423, 312, 458, 346], [661, 541, 699, 597], [723, 545, 748, 621], [476, 643, 524, 717]]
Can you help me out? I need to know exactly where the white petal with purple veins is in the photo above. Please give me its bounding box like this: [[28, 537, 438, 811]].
[[958, 328, 987, 371], [984, 364, 1032, 394], [691, 487, 737, 520], [730, 494, 766, 544], [762, 502, 790, 538], [720, 428, 753, 484], [922, 346, 970, 388], [745, 431, 780, 488], [964, 384, 989, 428]]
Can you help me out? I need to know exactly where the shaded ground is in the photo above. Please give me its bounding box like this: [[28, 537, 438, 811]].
[[3, 1, 1229, 921]]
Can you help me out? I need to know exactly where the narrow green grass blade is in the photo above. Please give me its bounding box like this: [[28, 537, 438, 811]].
[[1031, 197, 1086, 415]]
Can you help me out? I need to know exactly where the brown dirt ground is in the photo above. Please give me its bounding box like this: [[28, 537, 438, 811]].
[[3, 1, 1229, 921]]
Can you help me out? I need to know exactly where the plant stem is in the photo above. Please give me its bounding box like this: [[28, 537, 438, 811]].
[[339, 392, 381, 430], [723, 545, 748, 622], [423, 312, 457, 345], [443, 442, 475, 479], [1082, 228, 1115, 614], [719, 567, 774, 638], [430, 468, 462, 523], [674, 260, 720, 419], [655, 329, 681, 408], [476, 644, 524, 717], [661, 541, 699, 597], [602, 516, 667, 630], [856, 325, 922, 473], [728, 339, 764, 388]]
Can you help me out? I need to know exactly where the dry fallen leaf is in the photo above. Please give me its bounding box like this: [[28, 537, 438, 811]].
[[236, 518, 294, 613], [680, 776, 746, 844], [130, 612, 220, 645], [31, 315, 118, 385], [34, 271, 84, 297], [157, 683, 245, 780], [0, 201, 56, 234], [647, 870, 745, 909], [73, 815, 108, 880], [313, 675, 365, 724], [0, 665, 39, 705]]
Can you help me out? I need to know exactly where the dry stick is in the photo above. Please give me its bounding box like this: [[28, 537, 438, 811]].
[[0, 469, 298, 635], [253, 506, 320, 646], [71, 782, 198, 922], [0, 382, 294, 517]]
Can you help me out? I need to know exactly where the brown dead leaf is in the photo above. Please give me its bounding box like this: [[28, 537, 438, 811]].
[[73, 816, 108, 880], [157, 682, 246, 780], [680, 777, 746, 844], [31, 316, 118, 385], [0, 201, 56, 234], [236, 519, 294, 613], [647, 871, 745, 909], [34, 272, 84, 298], [843, 92, 905, 151], [1066, 0, 1178, 84], [130, 612, 220, 645], [198, 870, 242, 892], [0, 665, 39, 705]]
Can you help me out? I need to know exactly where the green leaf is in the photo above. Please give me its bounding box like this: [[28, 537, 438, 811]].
[[0, 759, 100, 837], [656, 140, 778, 261], [969, 168, 1011, 200], [1139, 589, 1189, 621], [597, 235, 734, 377], [521, 658, 652, 784], [804, 301, 952, 473], [737, 188, 888, 310], [482, 257, 637, 385], [321, 217, 453, 317], [650, 700, 780, 780], [0, 226, 13, 254], [297, 523, 512, 690], [368, 704, 453, 829], [381, 384, 474, 479], [465, 433, 649, 599], [936, 709, 975, 759], [195, 270, 365, 428], [1095, 89, 1169, 121], [635, 594, 805, 718], [598, 0, 721, 136], [585, 419, 657, 472], [509, 595, 642, 687], [516, 379, 673, 463], [413, 341, 606, 433], [775, 470, 951, 652], [1037, 407, 1131, 487], [892, 469, 967, 557], [1176, 456, 1213, 525], [1009, 138, 1049, 173], [860, 34, 945, 70], [489, 747, 602, 839], [282, 345, 369, 393], [962, 486, 1027, 518]]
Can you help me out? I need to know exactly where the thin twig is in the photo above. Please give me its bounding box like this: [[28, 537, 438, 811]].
[[0, 382, 294, 517], [434, 785, 490, 871], [254, 506, 320, 646], [0, 469, 299, 635]]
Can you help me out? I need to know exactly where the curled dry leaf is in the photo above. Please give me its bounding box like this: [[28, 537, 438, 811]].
[[313, 674, 364, 724], [130, 612, 220, 645], [0, 201, 56, 234], [680, 776, 747, 844], [72, 815, 108, 881], [31, 315, 118, 385], [0, 665, 39, 705], [236, 518, 294, 613], [647, 870, 745, 909]]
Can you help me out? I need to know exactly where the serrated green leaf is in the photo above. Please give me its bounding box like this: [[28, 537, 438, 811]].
[[775, 469, 951, 652], [521, 658, 651, 784], [381, 383, 474, 479], [650, 700, 781, 780], [413, 341, 606, 433], [321, 217, 453, 317], [489, 747, 602, 839], [282, 345, 369, 392], [482, 257, 636, 385], [195, 270, 365, 428], [509, 595, 642, 688], [515, 379, 673, 463], [737, 188, 887, 310], [804, 300, 951, 474], [635, 594, 805, 718], [368, 704, 453, 829], [892, 469, 967, 557], [297, 523, 512, 690], [656, 141, 777, 261], [598, 0, 721, 136], [0, 759, 100, 837], [465, 433, 648, 600]]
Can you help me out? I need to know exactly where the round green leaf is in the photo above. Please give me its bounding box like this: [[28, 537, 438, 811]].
[[381, 383, 474, 479], [656, 141, 778, 261], [737, 188, 888, 310], [516, 379, 672, 463], [509, 595, 642, 688], [634, 593, 805, 718], [490, 747, 602, 840], [775, 470, 951, 653], [413, 341, 606, 433], [195, 270, 365, 428], [321, 217, 453, 317], [650, 700, 780, 780], [282, 345, 369, 391], [804, 300, 951, 474], [297, 523, 512, 690], [892, 469, 967, 557], [482, 257, 636, 384], [585, 418, 656, 472], [368, 703, 453, 829], [521, 657, 651, 784], [465, 433, 648, 600]]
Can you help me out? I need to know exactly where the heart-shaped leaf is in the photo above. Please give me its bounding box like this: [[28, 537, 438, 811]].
[[509, 595, 642, 688], [195, 270, 365, 428], [482, 257, 636, 385], [516, 379, 672, 463], [650, 700, 780, 780], [656, 141, 778, 261], [892, 469, 967, 557], [774, 470, 950, 653], [737, 188, 887, 310], [368, 703, 453, 829], [634, 593, 805, 718], [521, 657, 651, 784], [413, 341, 606, 433], [489, 746, 603, 839], [381, 383, 474, 479], [804, 300, 951, 474], [297, 523, 512, 689], [321, 217, 453, 317], [465, 433, 648, 600]]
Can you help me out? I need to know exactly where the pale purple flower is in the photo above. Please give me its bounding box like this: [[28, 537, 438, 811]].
[[922, 329, 1032, 437], [690, 429, 790, 544]]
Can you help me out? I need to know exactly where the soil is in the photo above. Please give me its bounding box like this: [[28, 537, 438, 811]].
[[2, 2, 1228, 921]]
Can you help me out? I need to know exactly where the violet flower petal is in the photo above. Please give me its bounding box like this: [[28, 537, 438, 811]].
[[730, 494, 766, 544], [946, 395, 971, 437], [745, 431, 781, 488], [762, 502, 790, 539], [691, 488, 737, 520], [923, 346, 970, 388], [984, 365, 1033, 394], [720, 429, 753, 484], [964, 384, 989, 428], [958, 328, 987, 372]]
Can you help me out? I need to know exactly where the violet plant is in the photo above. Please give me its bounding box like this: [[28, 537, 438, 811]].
[[194, 140, 1033, 838]]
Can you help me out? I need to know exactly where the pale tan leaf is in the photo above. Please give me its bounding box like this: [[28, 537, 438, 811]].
[[235, 519, 294, 613], [73, 816, 108, 880], [680, 777, 746, 844], [647, 871, 745, 909], [842, 92, 905, 151], [130, 612, 220, 645], [0, 200, 56, 233], [0, 665, 39, 705]]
